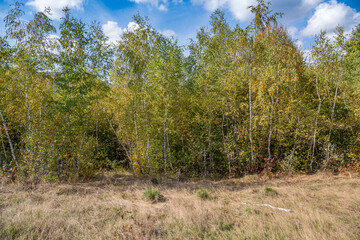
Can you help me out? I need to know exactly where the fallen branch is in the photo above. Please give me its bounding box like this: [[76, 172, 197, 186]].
[[242, 202, 291, 212]]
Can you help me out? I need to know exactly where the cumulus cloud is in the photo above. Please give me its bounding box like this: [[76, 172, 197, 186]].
[[191, 0, 322, 22], [302, 49, 312, 64], [190, 0, 326, 23], [127, 22, 140, 32], [274, 0, 323, 22], [300, 0, 323, 10], [301, 0, 360, 37], [191, 0, 226, 11], [26, 0, 85, 20], [191, 0, 256, 21], [159, 4, 167, 11], [130, 0, 169, 11], [102, 21, 124, 44], [102, 21, 140, 44], [287, 26, 299, 38], [161, 29, 176, 38], [295, 39, 304, 49], [44, 34, 60, 53], [227, 0, 257, 21], [287, 26, 304, 49]]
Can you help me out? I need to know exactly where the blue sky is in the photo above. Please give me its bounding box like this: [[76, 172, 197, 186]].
[[1, 0, 360, 51]]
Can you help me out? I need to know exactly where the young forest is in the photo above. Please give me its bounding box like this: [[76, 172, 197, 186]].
[[1, 0, 360, 182]]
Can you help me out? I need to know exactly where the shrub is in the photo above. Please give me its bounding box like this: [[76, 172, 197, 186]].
[[143, 187, 160, 201], [151, 178, 159, 185], [265, 186, 278, 196], [220, 222, 233, 231], [196, 188, 209, 200]]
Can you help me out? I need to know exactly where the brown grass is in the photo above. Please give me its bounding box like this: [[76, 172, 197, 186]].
[[0, 171, 359, 239]]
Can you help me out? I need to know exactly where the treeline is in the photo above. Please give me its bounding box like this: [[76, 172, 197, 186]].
[[0, 1, 359, 181]]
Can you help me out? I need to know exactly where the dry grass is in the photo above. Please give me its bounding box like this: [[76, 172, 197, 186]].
[[0, 171, 359, 239]]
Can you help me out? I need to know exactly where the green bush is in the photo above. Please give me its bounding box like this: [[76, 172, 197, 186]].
[[220, 222, 233, 231], [143, 187, 160, 201], [151, 178, 159, 185], [265, 186, 278, 196], [196, 188, 209, 200]]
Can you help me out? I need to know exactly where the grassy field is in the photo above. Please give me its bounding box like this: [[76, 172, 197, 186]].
[[0, 172, 359, 240]]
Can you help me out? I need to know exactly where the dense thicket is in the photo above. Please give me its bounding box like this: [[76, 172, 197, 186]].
[[1, 1, 359, 181]]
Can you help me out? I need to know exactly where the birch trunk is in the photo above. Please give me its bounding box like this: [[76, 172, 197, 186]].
[[203, 151, 207, 178], [181, 130, 185, 165], [268, 89, 279, 163], [310, 75, 322, 172], [0, 108, 19, 168], [77, 130, 86, 175], [104, 112, 133, 164], [0, 128, 7, 161], [325, 72, 341, 169], [25, 84, 31, 132], [133, 112, 139, 142], [143, 98, 151, 174], [146, 126, 150, 174], [206, 116, 211, 178], [249, 60, 254, 168], [163, 96, 167, 176], [133, 111, 144, 173], [204, 75, 211, 178], [222, 110, 231, 178], [290, 118, 300, 165], [166, 126, 173, 171]]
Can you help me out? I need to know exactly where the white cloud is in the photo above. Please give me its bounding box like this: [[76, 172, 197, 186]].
[[286, 26, 304, 50], [191, 0, 320, 22], [127, 22, 140, 32], [191, 0, 256, 21], [159, 4, 167, 11], [301, 0, 360, 37], [292, 0, 323, 19], [102, 21, 123, 44], [301, 0, 323, 9], [44, 34, 60, 53], [227, 0, 257, 21], [302, 49, 312, 64], [102, 21, 140, 44], [191, 0, 226, 11], [287, 26, 298, 38], [44, 34, 59, 42], [130, 0, 168, 11], [26, 0, 85, 20], [161, 29, 176, 38], [295, 39, 304, 49], [247, 0, 324, 23], [190, 0, 325, 23]]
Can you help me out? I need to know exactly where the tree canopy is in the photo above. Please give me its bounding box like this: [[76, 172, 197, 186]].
[[1, 0, 359, 181]]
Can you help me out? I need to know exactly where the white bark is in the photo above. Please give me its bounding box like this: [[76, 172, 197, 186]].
[[166, 126, 173, 171], [310, 75, 322, 172], [0, 108, 19, 168], [162, 91, 168, 176], [222, 109, 231, 178], [25, 84, 31, 132], [77, 129, 86, 174], [268, 88, 279, 163], [0, 128, 7, 161], [249, 60, 254, 168], [289, 117, 300, 170], [325, 72, 341, 169], [104, 111, 131, 161]]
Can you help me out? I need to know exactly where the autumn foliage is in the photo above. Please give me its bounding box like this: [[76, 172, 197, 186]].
[[0, 1, 359, 181]]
